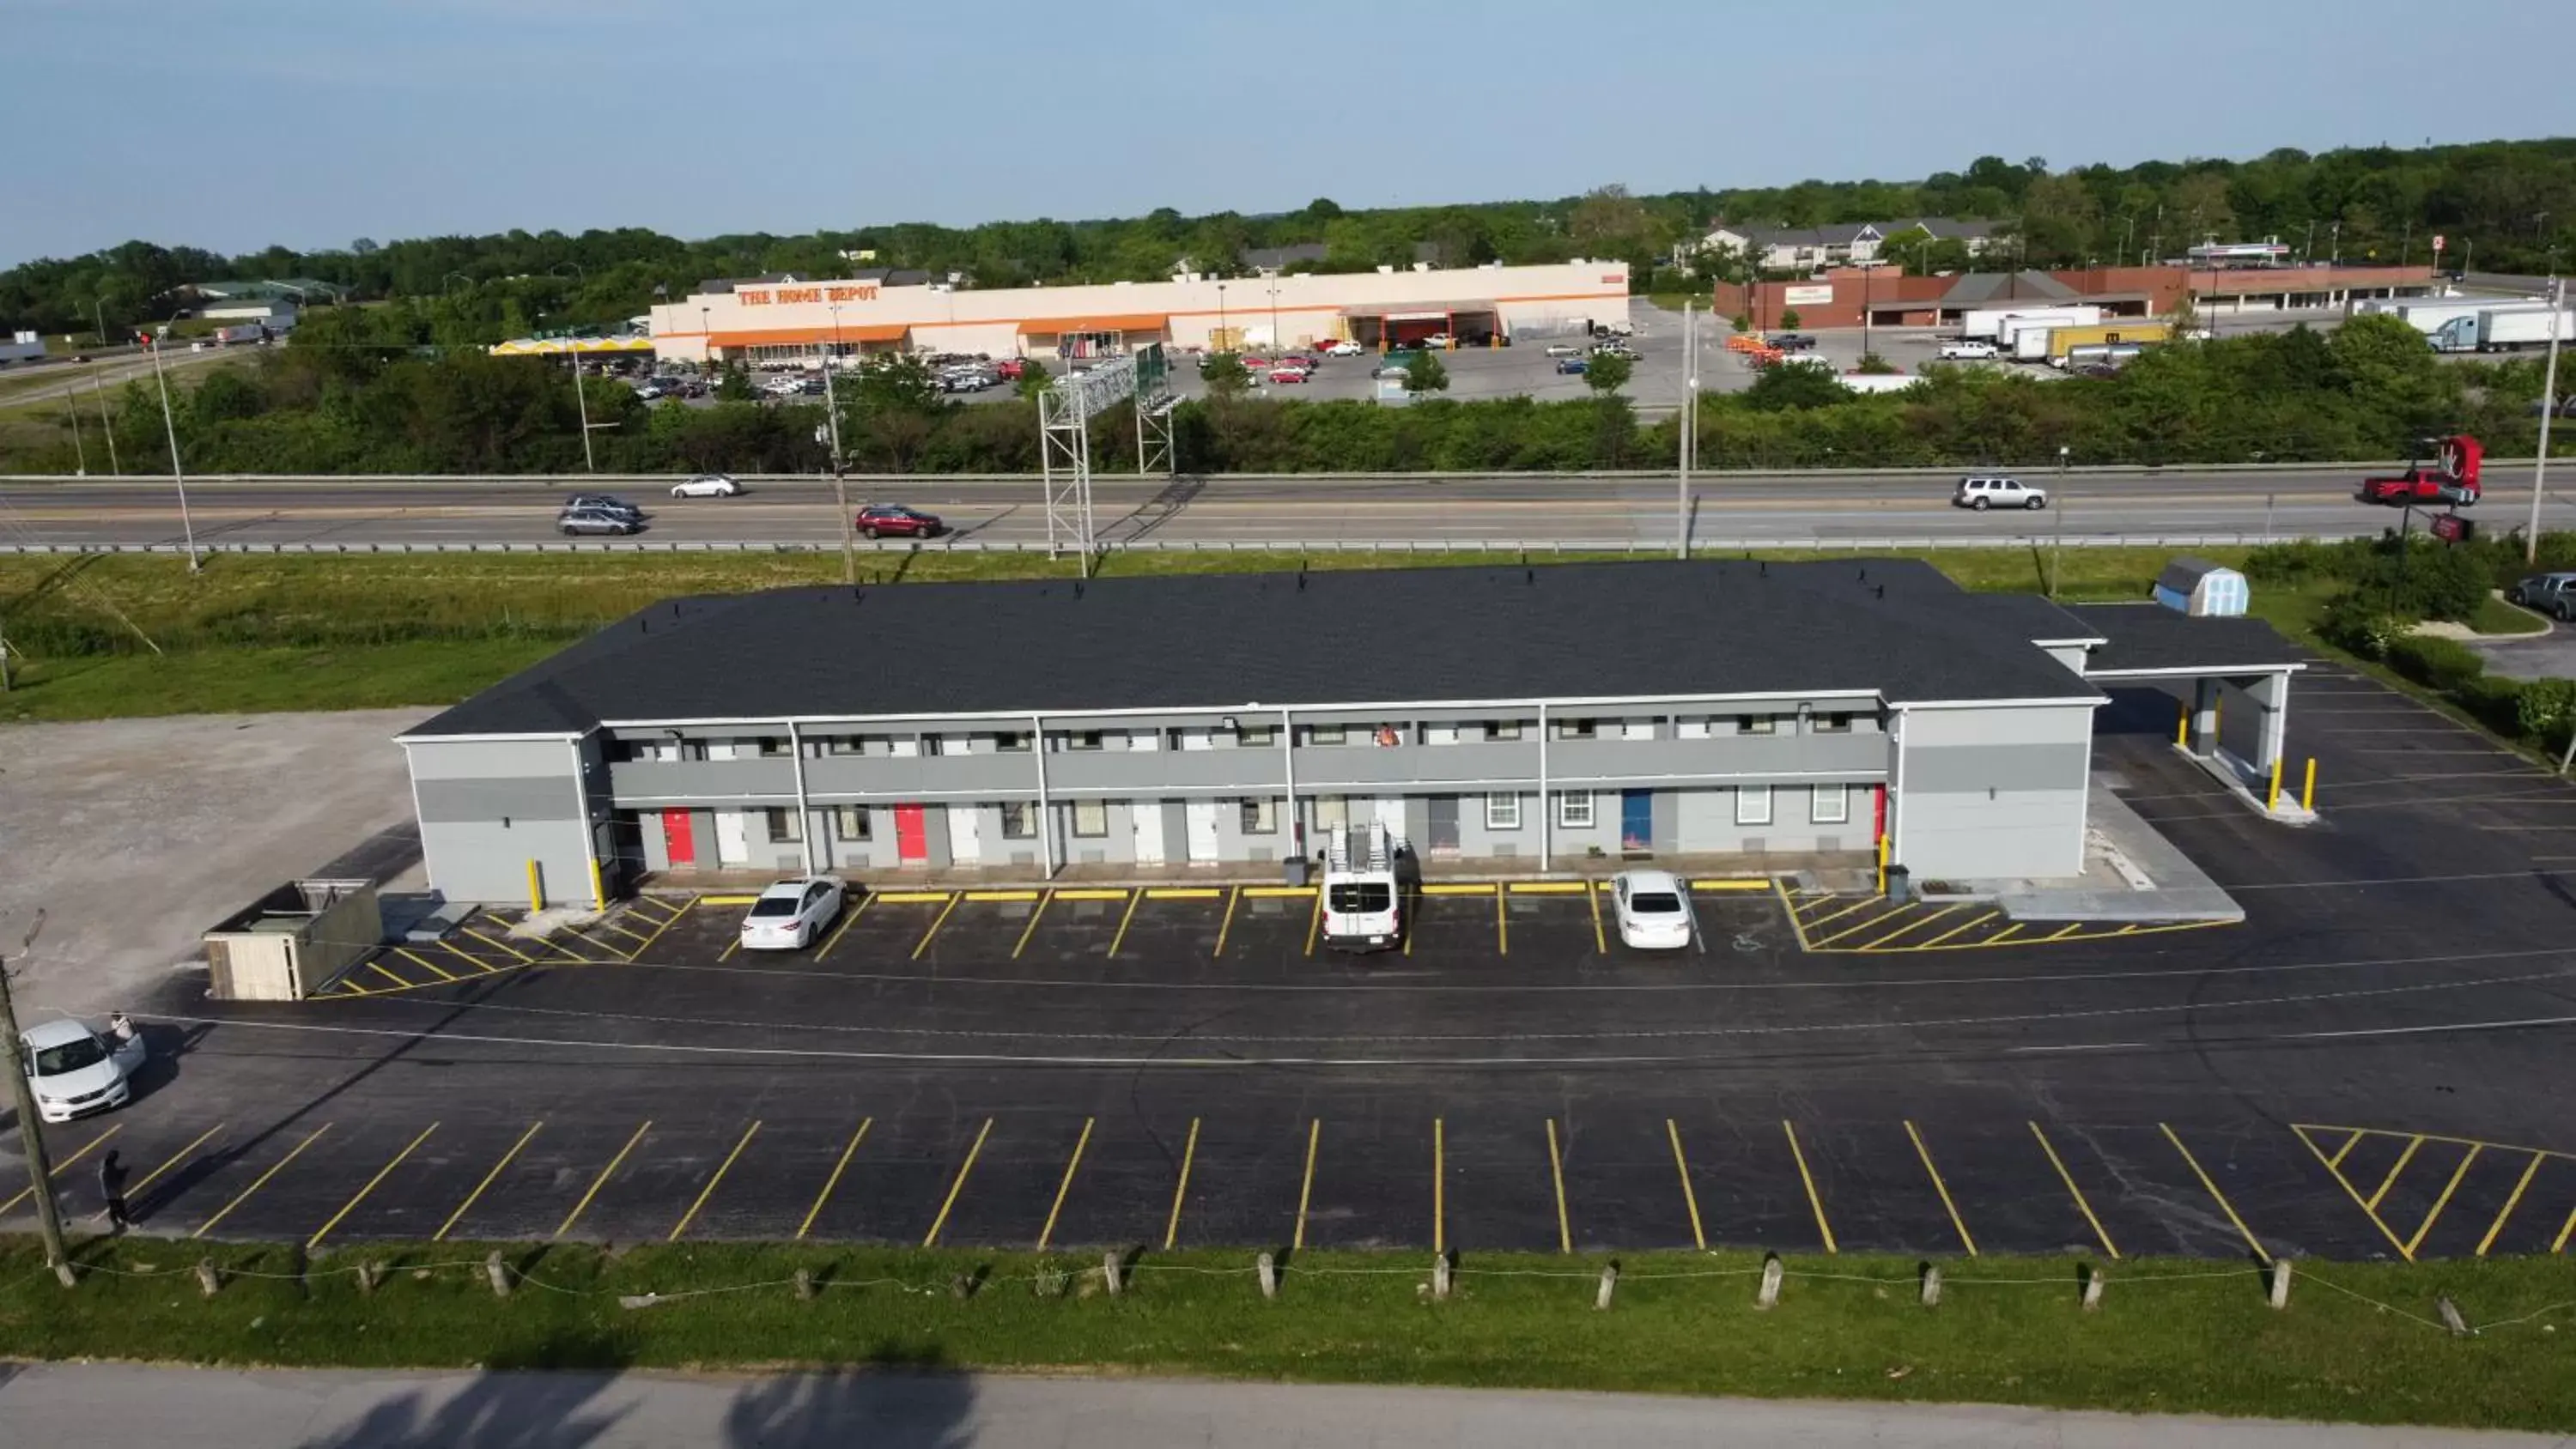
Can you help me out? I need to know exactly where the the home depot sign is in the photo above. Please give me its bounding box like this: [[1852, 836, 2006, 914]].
[[738, 285, 879, 306]]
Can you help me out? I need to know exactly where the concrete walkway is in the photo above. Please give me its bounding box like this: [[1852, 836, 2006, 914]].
[[0, 1362, 2560, 1448]]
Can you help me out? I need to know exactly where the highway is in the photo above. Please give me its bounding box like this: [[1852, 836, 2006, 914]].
[[0, 469, 2557, 550]]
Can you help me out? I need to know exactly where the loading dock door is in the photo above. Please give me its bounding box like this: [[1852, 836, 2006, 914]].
[[660, 809, 696, 868]]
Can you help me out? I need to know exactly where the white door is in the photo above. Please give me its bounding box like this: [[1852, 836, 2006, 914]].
[[1131, 802, 1166, 865], [1376, 796, 1407, 849], [1184, 799, 1221, 863], [1180, 729, 1213, 751], [890, 736, 921, 758], [714, 810, 750, 866], [946, 804, 982, 864]]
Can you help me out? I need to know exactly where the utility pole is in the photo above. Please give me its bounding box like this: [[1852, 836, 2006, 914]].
[[0, 912, 75, 1286], [1678, 301, 1694, 559], [822, 305, 857, 585], [144, 336, 199, 573], [2050, 446, 2069, 597], [66, 395, 87, 476], [571, 356, 597, 473], [90, 369, 118, 476], [2526, 275, 2565, 566]]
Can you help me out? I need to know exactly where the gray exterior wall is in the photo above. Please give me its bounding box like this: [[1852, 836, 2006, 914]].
[[1893, 702, 2099, 880], [409, 737, 594, 905]]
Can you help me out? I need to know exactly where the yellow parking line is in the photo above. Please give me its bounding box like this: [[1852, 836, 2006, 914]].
[[367, 960, 415, 990], [1918, 910, 1998, 949], [435, 1121, 542, 1241], [2553, 1197, 2576, 1254], [2160, 1122, 2267, 1263], [2045, 923, 2087, 942], [436, 942, 495, 976], [871, 891, 952, 904], [814, 892, 875, 961], [2403, 1144, 2481, 1258], [1905, 1120, 1978, 1256], [1105, 889, 1144, 957], [965, 889, 1042, 901], [1422, 882, 1498, 895], [309, 1123, 438, 1249], [1801, 898, 1881, 932], [697, 894, 762, 906], [2327, 1128, 2365, 1169], [1294, 1119, 1320, 1252], [1546, 1119, 1571, 1254], [1988, 923, 2026, 943], [555, 1120, 652, 1240], [393, 947, 458, 981], [1243, 886, 1314, 898], [1403, 892, 1417, 956], [1772, 878, 1814, 951], [1212, 887, 1241, 958], [1052, 888, 1129, 901], [620, 895, 696, 960], [2477, 1151, 2548, 1257], [1035, 1117, 1094, 1252], [668, 1121, 761, 1241], [910, 892, 963, 959], [460, 926, 538, 963], [1667, 1119, 1705, 1251], [127, 1122, 225, 1199], [0, 1125, 121, 1216], [1496, 888, 1509, 955], [1163, 1118, 1200, 1250], [1303, 890, 1322, 956], [921, 1118, 993, 1247], [2027, 1121, 2119, 1259], [1432, 1118, 1446, 1256], [1698, 878, 1773, 891], [1510, 881, 1584, 894], [193, 1125, 331, 1239], [1812, 906, 1908, 948], [1589, 881, 1607, 953], [1145, 887, 1223, 900], [2291, 1125, 2415, 1261], [1858, 903, 1957, 950], [2366, 1135, 2425, 1210], [592, 919, 655, 945], [1011, 890, 1053, 959], [1783, 1121, 1837, 1253], [798, 1119, 872, 1240]]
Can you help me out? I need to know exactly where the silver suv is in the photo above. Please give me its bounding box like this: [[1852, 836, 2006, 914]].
[[1953, 476, 2048, 511], [2508, 572, 2576, 618], [558, 508, 641, 537]]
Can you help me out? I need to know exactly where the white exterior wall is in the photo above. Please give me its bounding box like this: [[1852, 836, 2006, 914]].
[[1892, 701, 2099, 881]]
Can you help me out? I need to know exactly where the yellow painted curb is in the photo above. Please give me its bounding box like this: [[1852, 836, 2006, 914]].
[[871, 891, 953, 904], [1692, 879, 1774, 891], [1506, 882, 1586, 894], [963, 890, 1042, 901], [1054, 888, 1131, 900], [1422, 882, 1499, 895], [1242, 886, 1315, 898], [696, 894, 761, 906], [1145, 888, 1224, 900]]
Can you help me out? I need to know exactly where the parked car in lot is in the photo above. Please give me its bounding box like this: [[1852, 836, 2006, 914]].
[[2509, 573, 2576, 617], [1322, 339, 1364, 357], [1938, 339, 1999, 361], [738, 876, 847, 951], [855, 504, 945, 539], [564, 494, 643, 519], [1268, 366, 1309, 384], [1370, 352, 1421, 379], [993, 358, 1026, 380], [1555, 356, 1589, 374], [1589, 340, 1637, 359], [1544, 342, 1583, 357], [671, 474, 741, 498], [21, 1017, 147, 1123], [1953, 476, 2048, 511], [1610, 870, 1694, 950], [1766, 332, 1815, 352], [1419, 332, 1457, 349], [558, 508, 642, 536]]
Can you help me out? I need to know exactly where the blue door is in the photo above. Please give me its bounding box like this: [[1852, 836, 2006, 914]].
[[1620, 789, 1653, 852]]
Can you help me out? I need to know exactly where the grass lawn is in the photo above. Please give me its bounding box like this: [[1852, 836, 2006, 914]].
[[2469, 593, 2550, 636], [0, 548, 2213, 723], [2, 1237, 2569, 1431]]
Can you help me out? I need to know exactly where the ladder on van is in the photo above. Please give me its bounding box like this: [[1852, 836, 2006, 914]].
[[1323, 821, 1392, 876]]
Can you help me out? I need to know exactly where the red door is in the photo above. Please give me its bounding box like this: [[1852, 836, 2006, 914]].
[[894, 804, 929, 864], [659, 809, 696, 869]]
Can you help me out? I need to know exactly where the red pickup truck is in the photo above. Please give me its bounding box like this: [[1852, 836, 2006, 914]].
[[2359, 433, 2482, 506]]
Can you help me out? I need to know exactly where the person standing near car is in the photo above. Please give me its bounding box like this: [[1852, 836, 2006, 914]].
[[99, 1149, 132, 1232]]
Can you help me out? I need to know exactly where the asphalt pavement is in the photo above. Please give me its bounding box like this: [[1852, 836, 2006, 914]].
[[1, 1362, 2556, 1448]]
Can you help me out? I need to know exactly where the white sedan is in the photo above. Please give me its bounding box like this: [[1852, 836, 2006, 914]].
[[21, 1018, 147, 1123], [738, 876, 847, 951], [1544, 343, 1582, 357], [1321, 340, 1364, 357], [1610, 870, 1695, 950], [671, 474, 742, 498]]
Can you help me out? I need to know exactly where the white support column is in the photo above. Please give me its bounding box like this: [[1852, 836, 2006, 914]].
[[1279, 706, 1297, 864], [786, 720, 817, 874], [568, 736, 605, 907], [1886, 707, 1908, 870], [2258, 672, 2291, 772], [1538, 702, 1552, 871], [1031, 712, 1054, 878]]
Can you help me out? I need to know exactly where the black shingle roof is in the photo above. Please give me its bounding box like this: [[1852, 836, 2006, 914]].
[[2062, 603, 2306, 674], [404, 560, 2102, 737]]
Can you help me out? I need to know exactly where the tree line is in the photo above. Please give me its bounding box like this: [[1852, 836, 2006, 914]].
[[6, 138, 2573, 343], [10, 313, 2565, 479]]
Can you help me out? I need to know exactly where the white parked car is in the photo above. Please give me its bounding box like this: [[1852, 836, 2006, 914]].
[[21, 1017, 146, 1124], [1611, 870, 1694, 950], [1322, 339, 1364, 357], [1953, 475, 2048, 511], [1938, 339, 1999, 361], [738, 876, 847, 951], [1544, 343, 1583, 357], [671, 474, 742, 498], [1419, 332, 1456, 349]]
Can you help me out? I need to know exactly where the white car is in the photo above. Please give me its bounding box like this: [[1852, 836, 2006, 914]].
[[738, 876, 847, 951], [1419, 333, 1456, 349], [1610, 870, 1694, 951], [21, 1018, 146, 1124], [1544, 343, 1583, 357], [1953, 475, 2048, 511], [1938, 339, 1999, 361], [1322, 340, 1364, 357], [671, 474, 742, 498]]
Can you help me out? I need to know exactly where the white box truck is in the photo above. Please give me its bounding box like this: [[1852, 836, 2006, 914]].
[[2008, 324, 2057, 361], [2428, 308, 2574, 354], [2372, 298, 2551, 336], [1964, 305, 2101, 342]]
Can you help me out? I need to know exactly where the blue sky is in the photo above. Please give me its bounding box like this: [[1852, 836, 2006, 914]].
[[1, 0, 2567, 266]]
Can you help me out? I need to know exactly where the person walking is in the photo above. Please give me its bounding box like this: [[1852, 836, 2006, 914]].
[[98, 1149, 132, 1232]]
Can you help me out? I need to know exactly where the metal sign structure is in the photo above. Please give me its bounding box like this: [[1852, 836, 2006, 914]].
[[1038, 343, 1176, 573]]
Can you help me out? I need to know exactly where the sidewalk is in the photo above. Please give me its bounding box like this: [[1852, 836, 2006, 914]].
[[1960, 776, 2245, 924]]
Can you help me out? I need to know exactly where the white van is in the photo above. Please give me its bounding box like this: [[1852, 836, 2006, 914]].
[[1321, 822, 1403, 952]]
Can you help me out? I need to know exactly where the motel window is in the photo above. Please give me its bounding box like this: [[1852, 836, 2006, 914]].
[[1486, 720, 1523, 742], [993, 731, 1032, 753], [1553, 718, 1598, 741], [1069, 731, 1104, 752], [1000, 802, 1037, 838], [1737, 715, 1777, 736], [763, 807, 803, 843], [1309, 724, 1346, 746], [1811, 785, 1850, 825], [753, 737, 787, 757], [1240, 797, 1278, 834], [1557, 791, 1595, 830], [1677, 717, 1712, 739], [1736, 786, 1773, 827], [822, 736, 863, 756], [1485, 794, 1522, 831], [832, 806, 872, 841], [1236, 723, 1277, 748], [1814, 712, 1853, 734], [1072, 800, 1109, 837]]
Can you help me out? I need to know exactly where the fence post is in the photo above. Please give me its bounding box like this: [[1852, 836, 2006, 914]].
[[2267, 1257, 2292, 1310], [1101, 1251, 1124, 1297], [1918, 1263, 1942, 1308], [356, 1261, 382, 1295], [1595, 1262, 1619, 1312], [1256, 1251, 1278, 1300], [2438, 1294, 2470, 1337], [2081, 1262, 2105, 1313], [1756, 1252, 1783, 1310], [486, 1251, 513, 1299], [1431, 1251, 1453, 1301], [195, 1259, 221, 1297], [793, 1268, 815, 1302]]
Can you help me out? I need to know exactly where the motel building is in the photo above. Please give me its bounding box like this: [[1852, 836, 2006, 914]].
[[643, 260, 1633, 367], [394, 560, 2306, 904]]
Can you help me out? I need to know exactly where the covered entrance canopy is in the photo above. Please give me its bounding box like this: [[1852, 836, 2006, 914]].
[[705, 323, 911, 364], [1022, 313, 1168, 361], [1341, 300, 1499, 347], [2067, 603, 2310, 809]]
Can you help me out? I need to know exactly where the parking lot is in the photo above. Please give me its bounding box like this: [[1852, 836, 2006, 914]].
[[12, 652, 2576, 1264]]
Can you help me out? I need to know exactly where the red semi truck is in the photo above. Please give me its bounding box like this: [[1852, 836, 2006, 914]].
[[2359, 433, 2482, 506]]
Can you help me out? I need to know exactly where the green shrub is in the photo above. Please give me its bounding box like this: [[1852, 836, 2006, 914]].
[[2517, 676, 2576, 749], [2455, 672, 2527, 735], [2384, 633, 2486, 693], [2354, 537, 2490, 621], [2243, 538, 2369, 585], [2317, 592, 2407, 658]]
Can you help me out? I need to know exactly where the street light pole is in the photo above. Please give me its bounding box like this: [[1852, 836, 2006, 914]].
[[0, 912, 75, 1287], [1678, 301, 1695, 559], [2525, 276, 2565, 566], [91, 369, 118, 475], [823, 303, 857, 585], [145, 336, 199, 573]]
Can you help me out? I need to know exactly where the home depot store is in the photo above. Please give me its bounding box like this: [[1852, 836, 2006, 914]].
[[647, 261, 1631, 365], [1710, 263, 2438, 330]]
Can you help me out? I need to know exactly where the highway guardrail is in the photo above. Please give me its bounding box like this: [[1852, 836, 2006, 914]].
[[0, 532, 2375, 557]]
